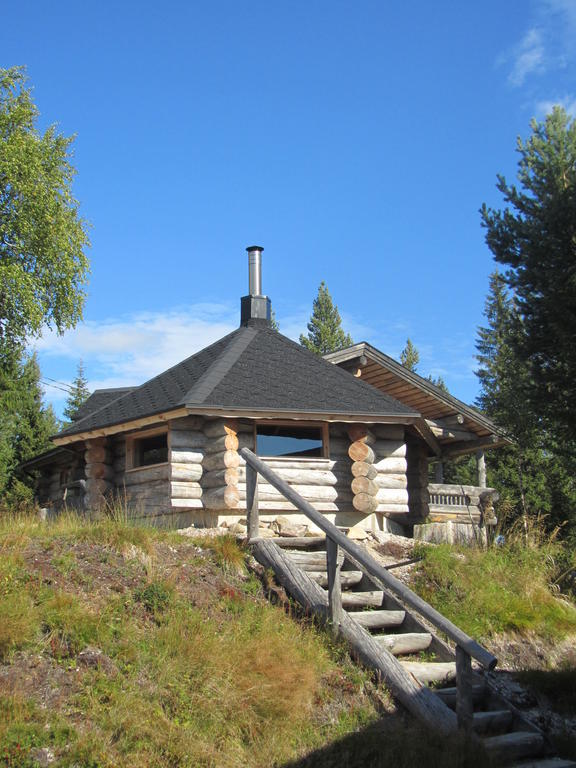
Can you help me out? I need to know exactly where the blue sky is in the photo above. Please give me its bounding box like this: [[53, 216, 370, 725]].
[[2, 0, 575, 416]]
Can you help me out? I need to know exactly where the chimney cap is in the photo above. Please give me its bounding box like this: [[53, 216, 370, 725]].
[[246, 245, 264, 252]]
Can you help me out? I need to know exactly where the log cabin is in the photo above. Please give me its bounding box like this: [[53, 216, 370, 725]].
[[23, 246, 508, 538]]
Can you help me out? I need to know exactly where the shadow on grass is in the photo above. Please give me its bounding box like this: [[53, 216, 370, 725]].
[[281, 717, 493, 768]]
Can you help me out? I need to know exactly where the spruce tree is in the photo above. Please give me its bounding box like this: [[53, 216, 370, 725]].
[[299, 282, 353, 355], [0, 351, 58, 505], [481, 107, 576, 444], [63, 361, 90, 422], [400, 339, 420, 372]]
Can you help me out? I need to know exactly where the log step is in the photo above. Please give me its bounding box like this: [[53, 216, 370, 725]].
[[373, 632, 432, 655], [285, 551, 327, 568], [350, 609, 406, 629], [484, 732, 545, 763], [341, 590, 384, 608], [270, 536, 326, 549], [472, 709, 514, 735], [434, 680, 485, 706], [401, 661, 458, 685], [309, 570, 363, 588]]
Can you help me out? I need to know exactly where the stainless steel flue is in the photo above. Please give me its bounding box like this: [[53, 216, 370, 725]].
[[246, 245, 263, 296]]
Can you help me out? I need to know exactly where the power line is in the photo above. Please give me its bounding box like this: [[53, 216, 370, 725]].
[[40, 380, 73, 395], [42, 376, 75, 392]]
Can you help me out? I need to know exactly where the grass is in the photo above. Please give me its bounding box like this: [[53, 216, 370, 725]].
[[0, 510, 391, 767], [412, 542, 576, 640]]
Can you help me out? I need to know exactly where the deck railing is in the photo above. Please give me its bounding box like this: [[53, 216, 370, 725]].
[[240, 447, 497, 732], [428, 483, 498, 524]]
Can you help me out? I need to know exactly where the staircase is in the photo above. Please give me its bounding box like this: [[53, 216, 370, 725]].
[[240, 448, 575, 768]]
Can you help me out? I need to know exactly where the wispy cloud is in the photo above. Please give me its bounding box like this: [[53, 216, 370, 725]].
[[535, 94, 576, 117], [507, 28, 545, 86]]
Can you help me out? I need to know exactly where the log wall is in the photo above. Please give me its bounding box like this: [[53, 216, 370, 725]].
[[406, 434, 430, 523], [37, 449, 86, 512]]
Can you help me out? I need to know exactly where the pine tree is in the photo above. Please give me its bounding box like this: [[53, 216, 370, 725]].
[[63, 361, 90, 422], [299, 282, 353, 355], [474, 272, 576, 535], [481, 107, 576, 444], [400, 339, 420, 372], [0, 351, 59, 505]]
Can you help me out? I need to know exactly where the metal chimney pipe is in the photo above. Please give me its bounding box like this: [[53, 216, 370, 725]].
[[246, 245, 264, 296]]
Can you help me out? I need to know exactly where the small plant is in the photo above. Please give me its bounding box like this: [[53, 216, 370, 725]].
[[134, 580, 173, 616]]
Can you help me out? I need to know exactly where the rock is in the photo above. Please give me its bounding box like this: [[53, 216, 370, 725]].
[[77, 646, 117, 676], [31, 748, 55, 766], [228, 522, 247, 535], [347, 524, 369, 540], [272, 516, 308, 538], [257, 527, 276, 538]]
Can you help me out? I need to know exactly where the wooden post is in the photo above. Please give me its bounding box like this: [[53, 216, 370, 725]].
[[476, 450, 486, 488], [246, 463, 259, 540], [434, 461, 444, 483], [455, 645, 474, 731], [326, 536, 344, 634]]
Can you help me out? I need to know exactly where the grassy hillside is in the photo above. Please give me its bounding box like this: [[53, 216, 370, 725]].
[[0, 513, 386, 767]]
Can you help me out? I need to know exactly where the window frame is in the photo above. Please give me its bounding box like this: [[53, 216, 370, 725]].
[[126, 427, 169, 471], [254, 421, 330, 460]]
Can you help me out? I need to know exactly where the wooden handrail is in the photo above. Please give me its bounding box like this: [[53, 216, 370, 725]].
[[240, 447, 497, 671]]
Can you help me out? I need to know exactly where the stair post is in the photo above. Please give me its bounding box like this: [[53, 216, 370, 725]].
[[326, 536, 344, 634], [246, 464, 259, 540], [455, 645, 474, 731]]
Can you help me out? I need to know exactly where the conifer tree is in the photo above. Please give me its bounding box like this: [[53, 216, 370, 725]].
[[299, 282, 353, 355], [400, 339, 420, 372], [63, 361, 90, 423], [481, 107, 576, 444], [0, 351, 58, 504]]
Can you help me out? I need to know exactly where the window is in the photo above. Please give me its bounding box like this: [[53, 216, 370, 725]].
[[256, 423, 328, 459], [127, 430, 168, 469]]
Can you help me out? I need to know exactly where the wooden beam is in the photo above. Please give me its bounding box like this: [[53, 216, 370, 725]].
[[53, 408, 189, 445], [413, 419, 442, 457], [441, 435, 501, 458]]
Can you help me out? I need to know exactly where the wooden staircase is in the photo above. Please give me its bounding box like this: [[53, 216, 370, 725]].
[[240, 448, 575, 768]]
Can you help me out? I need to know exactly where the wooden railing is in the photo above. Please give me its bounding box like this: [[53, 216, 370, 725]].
[[240, 447, 497, 731], [428, 483, 498, 525]]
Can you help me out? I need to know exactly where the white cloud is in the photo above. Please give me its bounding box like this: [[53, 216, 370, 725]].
[[535, 94, 576, 116], [34, 303, 238, 403], [508, 28, 545, 86]]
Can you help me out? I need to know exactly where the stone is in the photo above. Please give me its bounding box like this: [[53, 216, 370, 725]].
[[228, 522, 247, 535], [272, 516, 308, 538], [347, 524, 369, 540], [31, 748, 55, 767]]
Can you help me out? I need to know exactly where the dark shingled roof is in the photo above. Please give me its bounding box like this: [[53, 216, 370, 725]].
[[57, 326, 418, 438], [72, 388, 136, 422]]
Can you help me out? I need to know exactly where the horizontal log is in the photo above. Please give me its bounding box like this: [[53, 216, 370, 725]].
[[169, 430, 206, 450], [373, 457, 407, 473], [248, 500, 341, 512], [374, 632, 432, 655], [351, 461, 377, 480], [201, 468, 239, 488], [376, 488, 409, 504], [171, 463, 203, 482], [170, 497, 203, 509], [123, 464, 170, 484], [377, 503, 410, 514], [169, 415, 205, 431], [203, 419, 238, 439], [352, 492, 379, 513], [371, 424, 405, 441], [372, 440, 407, 458], [239, 484, 352, 503], [373, 474, 407, 489], [351, 476, 378, 496], [308, 570, 363, 588], [169, 450, 204, 465], [170, 482, 202, 499], [352, 610, 406, 629], [202, 434, 239, 453], [248, 468, 348, 486], [260, 459, 334, 470], [348, 442, 375, 463], [203, 450, 241, 472], [203, 486, 240, 509], [400, 661, 457, 685]]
